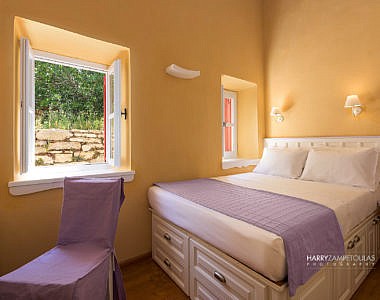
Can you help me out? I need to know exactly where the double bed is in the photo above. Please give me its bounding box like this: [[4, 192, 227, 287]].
[[148, 136, 380, 300]]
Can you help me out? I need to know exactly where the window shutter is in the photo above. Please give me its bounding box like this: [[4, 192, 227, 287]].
[[20, 38, 35, 174], [222, 90, 237, 159], [224, 98, 232, 152], [106, 59, 121, 167]]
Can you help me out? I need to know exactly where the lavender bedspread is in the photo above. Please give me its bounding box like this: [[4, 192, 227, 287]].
[[155, 178, 345, 296]]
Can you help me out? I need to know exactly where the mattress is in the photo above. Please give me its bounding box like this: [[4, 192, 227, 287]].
[[148, 172, 380, 281]]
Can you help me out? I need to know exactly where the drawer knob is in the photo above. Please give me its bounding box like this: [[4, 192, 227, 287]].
[[353, 235, 360, 243], [163, 233, 171, 241], [347, 240, 355, 249], [213, 271, 226, 284], [164, 258, 171, 268], [373, 219, 378, 225]]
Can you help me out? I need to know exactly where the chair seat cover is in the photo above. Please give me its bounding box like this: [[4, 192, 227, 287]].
[[0, 243, 110, 300], [0, 177, 126, 300]]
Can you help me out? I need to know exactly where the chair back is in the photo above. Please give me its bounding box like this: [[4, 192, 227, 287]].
[[58, 177, 125, 249]]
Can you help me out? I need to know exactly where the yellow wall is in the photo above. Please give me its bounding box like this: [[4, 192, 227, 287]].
[[264, 0, 380, 137], [0, 0, 264, 274], [238, 87, 259, 158]]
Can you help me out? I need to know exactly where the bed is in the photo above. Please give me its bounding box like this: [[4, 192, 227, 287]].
[[148, 136, 380, 300]]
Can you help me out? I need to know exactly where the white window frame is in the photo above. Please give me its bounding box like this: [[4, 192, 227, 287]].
[[19, 38, 122, 175], [105, 60, 121, 167], [20, 38, 35, 174], [222, 89, 238, 159]]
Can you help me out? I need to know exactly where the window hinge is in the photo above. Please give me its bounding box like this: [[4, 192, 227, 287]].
[[223, 122, 233, 127], [121, 108, 127, 120]]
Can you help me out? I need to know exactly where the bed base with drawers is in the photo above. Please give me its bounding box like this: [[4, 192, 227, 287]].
[[152, 209, 380, 300]]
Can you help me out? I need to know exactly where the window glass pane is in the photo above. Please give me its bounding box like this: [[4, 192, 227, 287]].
[[34, 60, 105, 166]]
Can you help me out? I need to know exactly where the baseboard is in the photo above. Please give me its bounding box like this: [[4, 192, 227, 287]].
[[119, 251, 152, 267]]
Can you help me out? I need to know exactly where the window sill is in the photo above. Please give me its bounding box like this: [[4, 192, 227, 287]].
[[8, 164, 135, 195], [222, 158, 260, 170]]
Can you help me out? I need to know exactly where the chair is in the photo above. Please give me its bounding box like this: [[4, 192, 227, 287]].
[[0, 177, 126, 300]]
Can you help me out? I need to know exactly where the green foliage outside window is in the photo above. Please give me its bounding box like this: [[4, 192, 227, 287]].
[[35, 61, 104, 130]]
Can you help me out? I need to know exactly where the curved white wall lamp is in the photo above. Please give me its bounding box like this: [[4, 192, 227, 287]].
[[270, 106, 284, 122], [344, 95, 362, 117], [165, 64, 200, 79]]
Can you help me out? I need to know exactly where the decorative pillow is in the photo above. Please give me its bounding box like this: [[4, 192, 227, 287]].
[[253, 148, 309, 179], [300, 147, 378, 190]]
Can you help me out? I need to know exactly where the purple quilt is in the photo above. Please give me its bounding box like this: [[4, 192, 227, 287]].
[[155, 178, 345, 296]]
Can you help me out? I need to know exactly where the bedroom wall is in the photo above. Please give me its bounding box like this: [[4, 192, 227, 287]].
[[0, 0, 264, 274], [238, 87, 259, 158], [264, 0, 380, 137]]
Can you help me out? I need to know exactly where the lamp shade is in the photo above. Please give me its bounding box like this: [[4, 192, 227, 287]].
[[165, 64, 200, 79], [344, 95, 361, 107]]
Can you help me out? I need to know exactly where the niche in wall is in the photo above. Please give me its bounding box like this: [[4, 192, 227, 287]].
[[221, 75, 259, 162], [13, 17, 131, 176]]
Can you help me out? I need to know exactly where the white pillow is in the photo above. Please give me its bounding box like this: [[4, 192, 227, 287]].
[[300, 147, 378, 190], [254, 148, 309, 178]]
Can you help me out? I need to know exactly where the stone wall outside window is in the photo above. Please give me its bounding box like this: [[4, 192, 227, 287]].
[[35, 129, 105, 166]]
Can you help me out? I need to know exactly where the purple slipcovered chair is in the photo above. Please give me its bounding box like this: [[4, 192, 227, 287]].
[[0, 177, 126, 300]]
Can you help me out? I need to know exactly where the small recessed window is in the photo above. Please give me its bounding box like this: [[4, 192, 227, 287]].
[[20, 38, 121, 174]]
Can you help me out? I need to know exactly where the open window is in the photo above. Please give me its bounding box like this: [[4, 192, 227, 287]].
[[20, 38, 121, 174], [9, 17, 133, 196]]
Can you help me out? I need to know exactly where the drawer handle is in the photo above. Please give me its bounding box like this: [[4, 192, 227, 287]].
[[213, 271, 226, 284], [163, 233, 171, 241], [347, 240, 355, 249], [164, 258, 171, 268], [353, 235, 360, 243], [373, 219, 378, 225]]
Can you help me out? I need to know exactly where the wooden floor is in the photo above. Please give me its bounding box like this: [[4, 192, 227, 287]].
[[351, 262, 380, 300], [123, 258, 379, 300], [123, 257, 188, 300]]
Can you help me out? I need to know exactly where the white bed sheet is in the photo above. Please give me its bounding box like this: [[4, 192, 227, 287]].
[[148, 173, 380, 281]]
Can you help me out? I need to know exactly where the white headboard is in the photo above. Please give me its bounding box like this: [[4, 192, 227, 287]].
[[264, 136, 380, 151]]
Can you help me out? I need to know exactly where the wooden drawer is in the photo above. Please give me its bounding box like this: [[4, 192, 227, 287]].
[[153, 242, 189, 294], [347, 226, 367, 291], [153, 214, 188, 256], [334, 220, 371, 300], [293, 267, 332, 300], [194, 279, 222, 300], [369, 212, 380, 265], [152, 215, 189, 295], [190, 239, 266, 300]]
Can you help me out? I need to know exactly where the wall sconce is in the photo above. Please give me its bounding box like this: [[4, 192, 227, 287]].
[[270, 107, 284, 122], [344, 95, 362, 117], [166, 64, 200, 79]]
